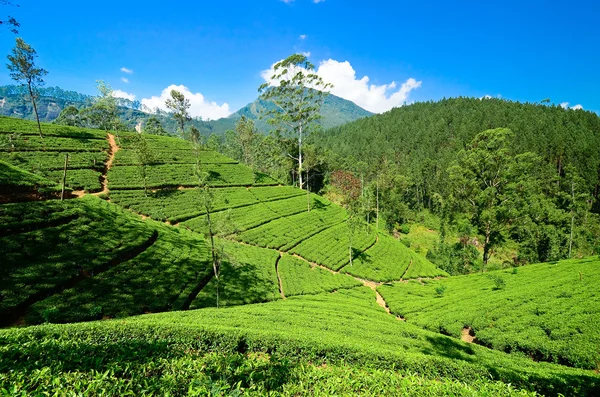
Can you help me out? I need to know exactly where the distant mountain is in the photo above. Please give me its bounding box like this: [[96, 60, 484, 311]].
[[0, 85, 372, 135]]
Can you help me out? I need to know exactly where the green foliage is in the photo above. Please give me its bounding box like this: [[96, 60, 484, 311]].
[[0, 160, 63, 196], [164, 89, 191, 135], [182, 193, 311, 235], [0, 196, 213, 325], [108, 163, 278, 189], [435, 285, 447, 297], [448, 128, 539, 264], [236, 198, 347, 250], [342, 233, 446, 282], [278, 254, 361, 296], [111, 186, 301, 223], [258, 53, 332, 189], [143, 115, 167, 136], [289, 222, 376, 271], [378, 257, 600, 369], [1, 287, 597, 396], [6, 38, 48, 137], [191, 240, 280, 308], [318, 97, 600, 261]]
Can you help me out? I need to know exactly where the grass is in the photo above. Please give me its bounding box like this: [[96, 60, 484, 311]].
[[377, 257, 600, 369]]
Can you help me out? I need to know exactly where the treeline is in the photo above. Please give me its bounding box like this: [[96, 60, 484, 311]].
[[311, 97, 600, 270]]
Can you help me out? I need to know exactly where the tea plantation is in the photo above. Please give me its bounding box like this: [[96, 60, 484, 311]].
[[1, 117, 599, 396], [378, 257, 600, 370]]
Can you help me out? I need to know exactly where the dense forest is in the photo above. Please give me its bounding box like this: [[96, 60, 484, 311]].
[[312, 98, 600, 270]]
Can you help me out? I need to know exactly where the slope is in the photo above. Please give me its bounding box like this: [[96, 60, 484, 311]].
[[0, 116, 442, 322], [378, 257, 600, 369], [1, 288, 598, 396]]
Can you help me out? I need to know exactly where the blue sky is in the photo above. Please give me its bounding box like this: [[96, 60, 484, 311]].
[[0, 0, 598, 118]]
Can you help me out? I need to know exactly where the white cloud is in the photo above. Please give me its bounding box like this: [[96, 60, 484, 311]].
[[313, 0, 325, 2], [571, 104, 583, 110], [121, 77, 130, 84], [302, 51, 311, 57], [141, 84, 231, 120], [120, 67, 133, 74], [112, 89, 136, 101], [299, 34, 307, 40], [261, 58, 422, 113], [281, 0, 294, 3], [560, 102, 569, 109], [480, 95, 493, 100]]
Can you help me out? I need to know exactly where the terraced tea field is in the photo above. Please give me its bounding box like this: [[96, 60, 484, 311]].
[[378, 257, 600, 370], [1, 117, 599, 396]]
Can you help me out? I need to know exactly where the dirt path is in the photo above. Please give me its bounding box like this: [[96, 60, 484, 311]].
[[461, 327, 476, 343], [275, 253, 286, 299], [92, 133, 119, 197]]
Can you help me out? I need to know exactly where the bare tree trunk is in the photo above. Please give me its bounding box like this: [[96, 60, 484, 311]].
[[61, 153, 69, 201], [306, 168, 310, 213], [483, 225, 491, 267], [569, 181, 575, 258], [28, 84, 43, 138], [298, 125, 303, 189], [204, 191, 220, 308], [376, 179, 379, 230]]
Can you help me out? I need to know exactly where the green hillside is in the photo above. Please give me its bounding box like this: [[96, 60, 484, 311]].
[[378, 257, 600, 370], [1, 116, 600, 396], [0, 85, 372, 135]]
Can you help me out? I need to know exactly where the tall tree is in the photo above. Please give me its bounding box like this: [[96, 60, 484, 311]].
[[235, 115, 258, 166], [143, 116, 167, 136], [448, 128, 538, 265], [165, 89, 191, 136], [258, 53, 332, 191], [330, 170, 363, 266], [80, 80, 119, 135], [6, 37, 47, 138], [132, 132, 153, 196]]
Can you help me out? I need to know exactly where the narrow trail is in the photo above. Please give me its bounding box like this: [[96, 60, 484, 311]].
[[92, 133, 119, 197], [275, 253, 286, 299], [287, 252, 405, 320]]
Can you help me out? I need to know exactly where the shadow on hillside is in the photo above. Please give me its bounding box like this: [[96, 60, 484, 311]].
[[312, 198, 328, 210], [352, 247, 370, 263], [1, 332, 297, 392], [151, 188, 180, 198], [23, 226, 211, 325], [192, 260, 279, 308], [422, 334, 475, 361]]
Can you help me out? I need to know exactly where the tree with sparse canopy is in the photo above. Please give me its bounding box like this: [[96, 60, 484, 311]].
[[143, 116, 167, 136], [165, 89, 191, 137], [258, 53, 332, 193], [6, 37, 47, 138]]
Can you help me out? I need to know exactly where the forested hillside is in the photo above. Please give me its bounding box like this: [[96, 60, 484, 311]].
[[315, 98, 600, 267]]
